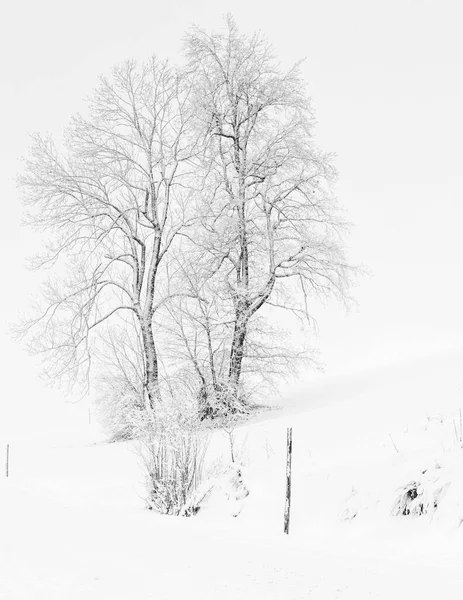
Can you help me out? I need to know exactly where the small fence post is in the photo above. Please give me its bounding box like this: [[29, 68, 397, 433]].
[[284, 427, 292, 534], [5, 444, 9, 478]]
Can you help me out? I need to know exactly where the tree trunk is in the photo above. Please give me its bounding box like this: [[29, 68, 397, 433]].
[[140, 317, 161, 409], [228, 314, 248, 392]]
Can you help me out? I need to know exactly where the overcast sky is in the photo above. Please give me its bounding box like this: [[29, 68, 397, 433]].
[[1, 0, 462, 436]]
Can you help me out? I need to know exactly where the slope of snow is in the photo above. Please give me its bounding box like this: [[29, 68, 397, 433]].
[[2, 346, 463, 598]]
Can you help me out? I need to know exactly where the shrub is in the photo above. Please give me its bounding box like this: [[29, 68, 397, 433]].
[[94, 376, 145, 442], [138, 407, 209, 516], [391, 481, 425, 517], [197, 381, 251, 422], [391, 465, 451, 519]]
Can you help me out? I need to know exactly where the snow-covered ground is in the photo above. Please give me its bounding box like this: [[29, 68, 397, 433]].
[[2, 346, 463, 598]]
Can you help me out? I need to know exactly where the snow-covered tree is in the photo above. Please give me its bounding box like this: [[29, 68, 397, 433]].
[[16, 58, 198, 409], [180, 17, 356, 415]]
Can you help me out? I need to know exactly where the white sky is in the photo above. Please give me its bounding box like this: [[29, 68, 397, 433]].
[[1, 0, 462, 436]]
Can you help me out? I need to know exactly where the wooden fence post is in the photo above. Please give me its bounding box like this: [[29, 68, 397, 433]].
[[284, 427, 292, 534], [5, 444, 9, 478]]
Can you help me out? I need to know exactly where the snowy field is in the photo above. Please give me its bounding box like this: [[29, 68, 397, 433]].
[[2, 347, 463, 598]]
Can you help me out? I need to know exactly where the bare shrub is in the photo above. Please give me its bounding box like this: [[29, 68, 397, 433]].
[[137, 407, 209, 516]]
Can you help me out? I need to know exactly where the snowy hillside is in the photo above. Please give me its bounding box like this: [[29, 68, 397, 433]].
[[2, 346, 463, 598]]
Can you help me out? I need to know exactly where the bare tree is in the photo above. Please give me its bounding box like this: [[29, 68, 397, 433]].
[[182, 17, 356, 413], [161, 257, 232, 417], [16, 58, 197, 408], [163, 253, 312, 419]]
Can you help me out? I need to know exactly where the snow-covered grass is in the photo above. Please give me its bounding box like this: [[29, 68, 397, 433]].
[[3, 346, 463, 598]]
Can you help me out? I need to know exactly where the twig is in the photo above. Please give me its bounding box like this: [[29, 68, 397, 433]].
[[459, 408, 462, 444], [389, 433, 399, 454]]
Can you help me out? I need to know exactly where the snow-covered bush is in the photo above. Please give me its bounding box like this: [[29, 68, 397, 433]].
[[183, 464, 250, 518], [197, 385, 260, 464], [137, 405, 209, 516], [92, 321, 147, 442], [391, 480, 425, 517], [391, 456, 459, 524], [95, 382, 145, 442], [197, 381, 254, 422]]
